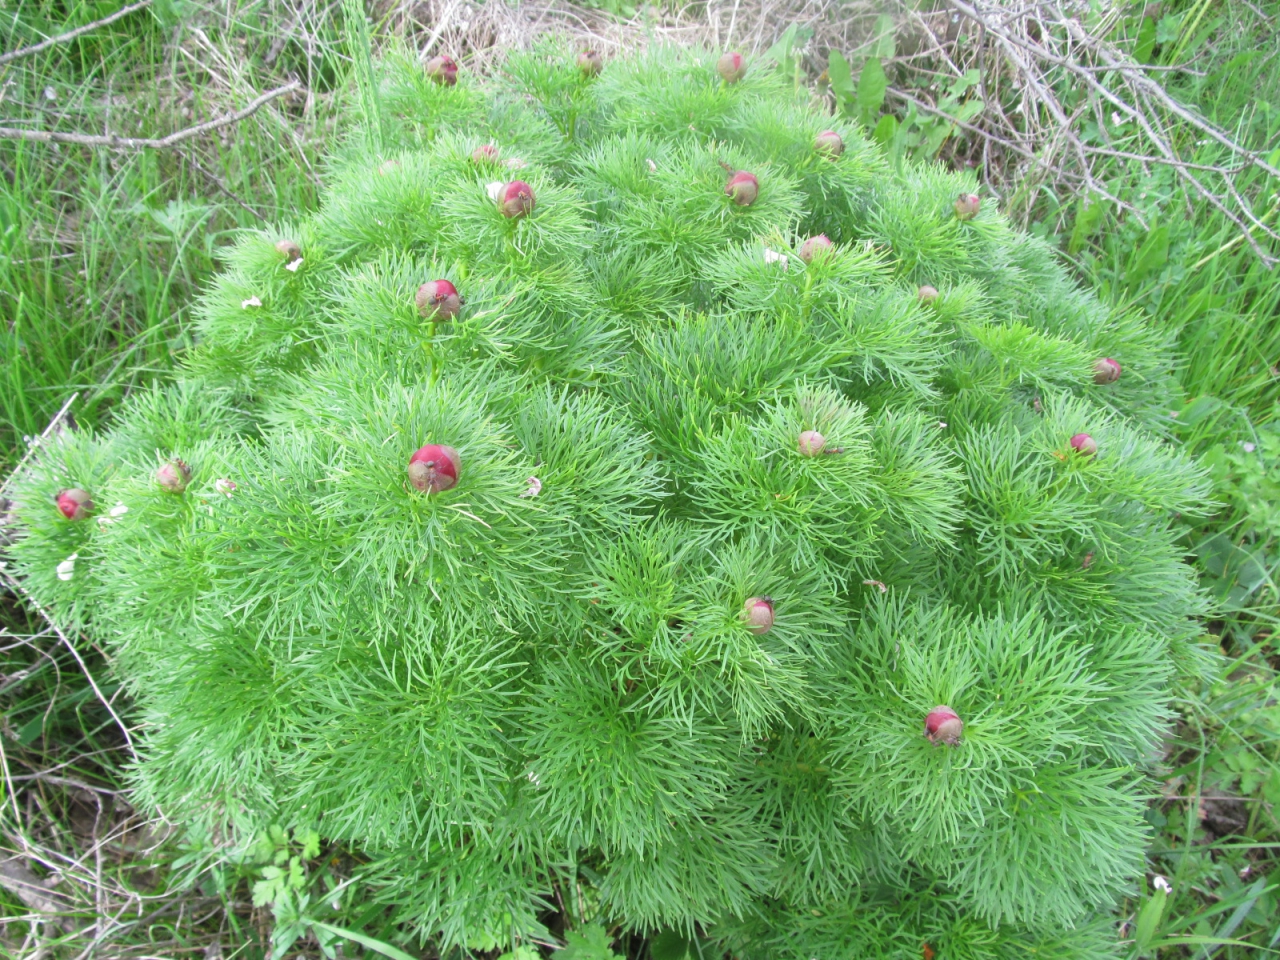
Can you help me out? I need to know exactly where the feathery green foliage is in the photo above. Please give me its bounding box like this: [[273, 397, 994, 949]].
[[6, 41, 1212, 957]]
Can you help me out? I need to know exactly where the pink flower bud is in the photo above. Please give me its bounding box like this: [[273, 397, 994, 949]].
[[1093, 358, 1122, 385], [377, 159, 401, 177], [408, 444, 460, 494], [416, 280, 461, 321], [1070, 433, 1098, 457], [954, 193, 981, 221], [471, 144, 499, 164], [814, 130, 844, 157], [426, 55, 458, 86], [917, 285, 939, 303], [717, 52, 746, 83], [156, 459, 192, 494], [797, 430, 826, 457], [925, 705, 963, 745], [275, 239, 302, 262], [798, 235, 834, 263], [499, 180, 536, 218], [725, 171, 758, 206], [55, 488, 94, 521], [578, 49, 603, 77], [741, 596, 774, 635]]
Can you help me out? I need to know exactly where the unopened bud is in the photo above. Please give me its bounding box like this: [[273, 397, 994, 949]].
[[954, 193, 981, 221], [1093, 358, 1122, 384], [426, 55, 458, 86], [725, 171, 758, 206], [156, 459, 192, 494], [925, 705, 963, 745], [717, 52, 746, 83], [797, 430, 826, 457], [814, 130, 844, 157], [741, 596, 774, 635], [408, 444, 460, 494], [55, 488, 94, 521]]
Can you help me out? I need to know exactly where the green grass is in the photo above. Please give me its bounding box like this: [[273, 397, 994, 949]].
[[0, 0, 342, 469], [3, 0, 1280, 956], [1018, 2, 1280, 954]]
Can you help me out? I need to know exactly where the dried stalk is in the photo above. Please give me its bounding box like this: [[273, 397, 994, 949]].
[[0, 0, 154, 67], [885, 0, 1279, 263], [0, 80, 300, 150]]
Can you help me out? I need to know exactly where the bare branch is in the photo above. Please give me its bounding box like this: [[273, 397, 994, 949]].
[[0, 1, 154, 67], [0, 80, 300, 150]]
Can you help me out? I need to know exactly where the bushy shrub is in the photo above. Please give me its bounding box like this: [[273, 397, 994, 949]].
[[7, 42, 1211, 958]]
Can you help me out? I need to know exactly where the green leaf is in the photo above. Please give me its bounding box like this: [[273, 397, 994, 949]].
[[1126, 224, 1169, 287], [1068, 193, 1106, 255], [827, 51, 855, 113], [872, 13, 896, 59], [560, 924, 624, 960], [649, 929, 694, 960], [299, 828, 321, 860], [857, 57, 888, 127], [1134, 16, 1157, 64], [1133, 885, 1169, 955], [872, 114, 898, 146], [311, 922, 419, 960]]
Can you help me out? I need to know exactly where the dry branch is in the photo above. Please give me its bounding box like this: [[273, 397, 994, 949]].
[[0, 80, 300, 150], [881, 0, 1280, 263], [0, 0, 155, 67]]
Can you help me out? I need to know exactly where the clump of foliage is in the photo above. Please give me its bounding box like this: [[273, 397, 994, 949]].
[[6, 42, 1213, 958]]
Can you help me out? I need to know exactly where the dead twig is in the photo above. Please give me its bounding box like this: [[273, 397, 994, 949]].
[[873, 0, 1280, 264], [0, 80, 300, 150], [0, 0, 154, 67]]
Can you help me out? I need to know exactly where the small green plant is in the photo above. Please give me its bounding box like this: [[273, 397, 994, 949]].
[[5, 39, 1215, 959]]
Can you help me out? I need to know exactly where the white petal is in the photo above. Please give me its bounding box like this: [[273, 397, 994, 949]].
[[646, 158, 657, 172], [241, 296, 262, 309], [1242, 441, 1257, 453], [486, 181, 504, 202], [284, 258, 304, 273], [520, 476, 543, 498], [109, 502, 129, 517], [56, 554, 78, 581], [214, 478, 237, 497], [504, 157, 527, 169], [1153, 875, 1172, 894], [763, 248, 790, 271]]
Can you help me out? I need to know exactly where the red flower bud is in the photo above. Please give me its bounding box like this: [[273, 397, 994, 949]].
[[725, 171, 758, 206], [717, 51, 746, 83], [797, 430, 826, 457], [408, 444, 460, 494], [798, 234, 834, 263], [925, 705, 963, 745], [1069, 433, 1098, 456], [275, 239, 302, 262], [917, 285, 939, 303], [954, 193, 981, 221], [426, 55, 458, 86], [55, 488, 93, 521], [578, 49, 603, 77], [471, 144, 499, 164], [156, 459, 192, 494], [500, 180, 536, 218], [741, 596, 774, 635], [1093, 358, 1122, 385], [416, 280, 461, 321], [814, 130, 844, 157]]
